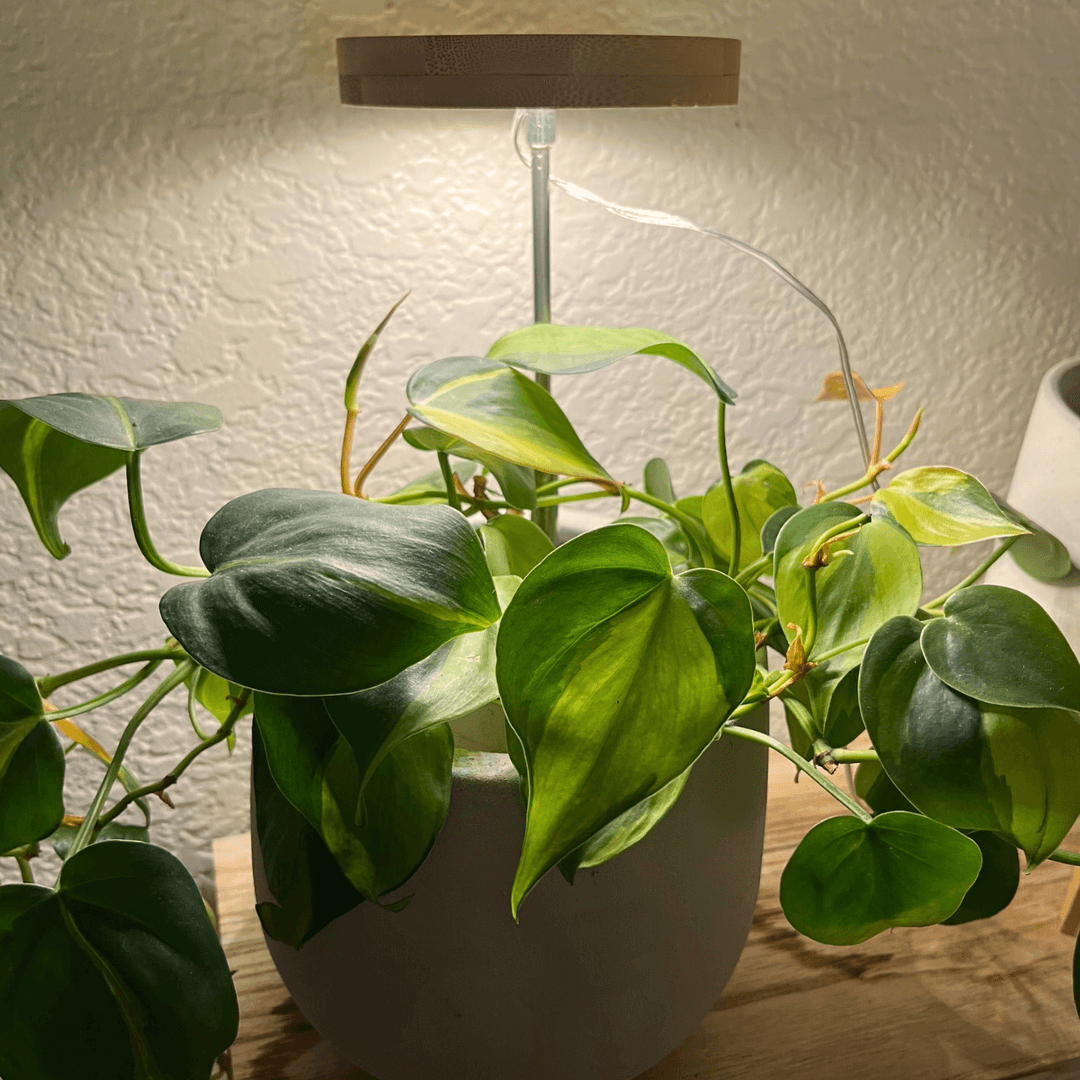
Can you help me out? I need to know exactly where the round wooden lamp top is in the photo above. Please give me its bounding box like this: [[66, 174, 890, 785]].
[[336, 34, 740, 109]]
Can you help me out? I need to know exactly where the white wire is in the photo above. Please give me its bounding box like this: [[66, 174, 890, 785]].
[[510, 109, 875, 472]]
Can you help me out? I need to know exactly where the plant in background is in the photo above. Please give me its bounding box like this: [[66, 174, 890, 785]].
[[1, 300, 1079, 1079]]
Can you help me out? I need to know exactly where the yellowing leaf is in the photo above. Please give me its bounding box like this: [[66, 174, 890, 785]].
[[815, 372, 904, 404]]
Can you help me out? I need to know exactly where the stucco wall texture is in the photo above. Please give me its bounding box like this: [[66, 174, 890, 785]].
[[2, 1, 1078, 890]]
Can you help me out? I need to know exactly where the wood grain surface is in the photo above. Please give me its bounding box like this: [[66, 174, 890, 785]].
[[213, 755, 1080, 1080]]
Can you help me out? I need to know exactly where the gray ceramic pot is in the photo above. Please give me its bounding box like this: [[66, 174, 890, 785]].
[[252, 703, 768, 1080]]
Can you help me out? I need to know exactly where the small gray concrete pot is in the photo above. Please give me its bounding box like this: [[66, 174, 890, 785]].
[[252, 703, 769, 1080]]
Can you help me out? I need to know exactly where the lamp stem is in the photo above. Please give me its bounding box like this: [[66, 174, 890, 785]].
[[526, 107, 558, 541]]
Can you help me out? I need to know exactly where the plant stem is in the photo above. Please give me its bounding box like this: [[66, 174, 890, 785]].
[[45, 661, 164, 721], [621, 487, 718, 569], [40, 648, 186, 697], [340, 410, 359, 494], [923, 536, 1020, 611], [354, 414, 410, 498], [536, 477, 592, 495], [820, 409, 923, 503], [1049, 849, 1080, 868], [824, 748, 879, 764], [812, 635, 871, 664], [721, 722, 872, 822], [126, 453, 209, 578], [802, 568, 820, 656], [15, 854, 34, 883], [806, 514, 871, 565], [735, 553, 773, 588], [96, 687, 252, 831], [716, 402, 741, 576], [538, 490, 615, 508], [65, 660, 195, 861], [437, 452, 462, 512]]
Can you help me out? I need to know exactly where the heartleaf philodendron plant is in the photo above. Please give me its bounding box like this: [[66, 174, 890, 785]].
[[1, 301, 1079, 1079]]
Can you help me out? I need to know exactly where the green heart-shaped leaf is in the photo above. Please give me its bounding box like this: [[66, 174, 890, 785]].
[[254, 698, 452, 901], [160, 489, 500, 696], [779, 812, 982, 945], [252, 724, 364, 949], [486, 324, 736, 403], [703, 459, 798, 571], [942, 830, 1020, 925], [406, 356, 610, 483], [0, 395, 222, 559], [478, 515, 554, 579], [0, 841, 238, 1080], [921, 585, 1080, 712], [325, 576, 519, 804], [403, 426, 537, 510], [860, 615, 1080, 866], [496, 523, 755, 916], [0, 655, 63, 853], [872, 467, 1029, 547], [643, 457, 677, 504], [617, 516, 692, 574]]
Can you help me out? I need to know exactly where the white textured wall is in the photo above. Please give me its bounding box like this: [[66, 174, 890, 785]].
[[2, 0, 1078, 890]]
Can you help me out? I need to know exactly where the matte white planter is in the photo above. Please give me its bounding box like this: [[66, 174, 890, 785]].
[[985, 357, 1080, 650], [252, 704, 769, 1080]]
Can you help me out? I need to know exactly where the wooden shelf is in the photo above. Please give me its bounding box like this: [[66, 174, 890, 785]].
[[214, 756, 1080, 1080]]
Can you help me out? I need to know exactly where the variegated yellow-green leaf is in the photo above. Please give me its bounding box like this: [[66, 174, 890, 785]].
[[702, 459, 798, 571], [860, 615, 1080, 867], [486, 324, 736, 403], [871, 467, 1029, 547], [406, 356, 610, 483], [496, 523, 755, 917]]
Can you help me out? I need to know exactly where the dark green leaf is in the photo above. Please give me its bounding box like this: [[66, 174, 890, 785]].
[[994, 501, 1074, 581], [324, 576, 518, 802], [49, 822, 149, 859], [252, 724, 363, 949], [486, 324, 736, 403], [161, 489, 501, 695], [496, 523, 755, 916], [0, 841, 237, 1080], [403, 426, 537, 510], [643, 457, 676, 504], [406, 356, 611, 483], [854, 759, 917, 815], [703, 460, 798, 571], [0, 722, 65, 853], [760, 504, 800, 557], [478, 515, 554, 578], [860, 615, 1080, 866], [941, 831, 1020, 925], [871, 467, 1028, 547], [779, 811, 982, 945], [254, 700, 453, 901], [921, 585, 1080, 713]]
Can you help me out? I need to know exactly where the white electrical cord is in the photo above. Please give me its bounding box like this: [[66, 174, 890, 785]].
[[510, 110, 875, 474]]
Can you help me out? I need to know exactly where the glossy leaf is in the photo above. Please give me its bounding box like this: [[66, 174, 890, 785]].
[[403, 426, 537, 510], [760, 504, 800, 557], [49, 822, 149, 859], [921, 585, 1080, 713], [496, 523, 755, 916], [384, 460, 476, 505], [254, 699, 453, 901], [703, 460, 798, 570], [252, 724, 363, 949], [860, 615, 1080, 866], [617, 516, 691, 574], [643, 457, 677, 504], [487, 324, 736, 403], [779, 811, 982, 945], [872, 467, 1028, 547], [406, 356, 611, 483], [941, 830, 1020, 925], [855, 760, 917, 815], [478, 515, 554, 578], [0, 655, 63, 853], [325, 576, 519, 803], [558, 768, 691, 883], [1010, 529, 1074, 581], [161, 489, 500, 695], [0, 841, 237, 1080]]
